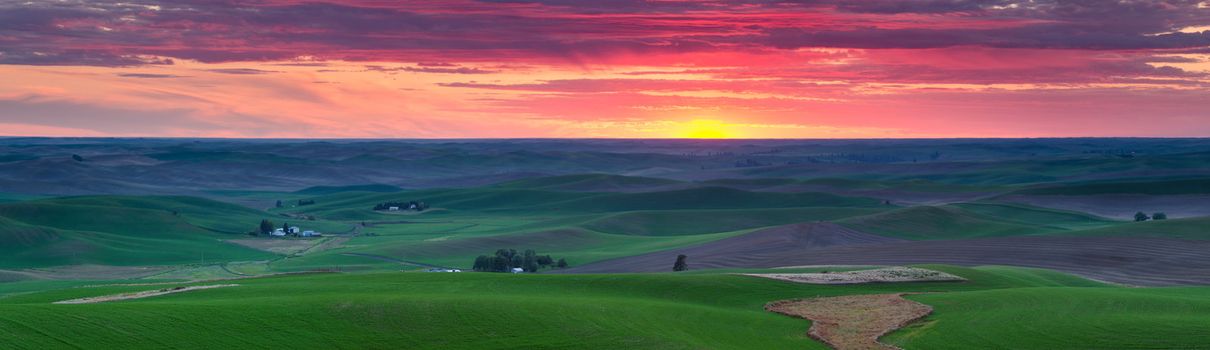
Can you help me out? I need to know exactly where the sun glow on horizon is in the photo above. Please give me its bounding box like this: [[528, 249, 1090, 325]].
[[682, 119, 731, 139]]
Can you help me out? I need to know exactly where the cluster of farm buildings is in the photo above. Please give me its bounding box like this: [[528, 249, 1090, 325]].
[[271, 226, 322, 237]]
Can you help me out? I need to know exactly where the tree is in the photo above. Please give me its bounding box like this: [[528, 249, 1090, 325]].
[[473, 255, 490, 272], [537, 255, 554, 267], [1134, 212, 1150, 222], [259, 219, 274, 235], [495, 249, 514, 260], [491, 256, 509, 272], [673, 254, 688, 272], [71, 154, 84, 162], [522, 249, 539, 272], [556, 258, 568, 268], [282, 222, 290, 233], [275, 200, 283, 208], [1153, 212, 1168, 220]]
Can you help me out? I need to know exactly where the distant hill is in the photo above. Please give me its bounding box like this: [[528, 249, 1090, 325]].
[[839, 205, 1056, 240], [6, 138, 1210, 195], [0, 196, 330, 268], [493, 174, 683, 192], [295, 184, 403, 195], [1011, 178, 1210, 196]]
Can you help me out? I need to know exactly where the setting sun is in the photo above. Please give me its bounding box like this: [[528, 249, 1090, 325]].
[[683, 119, 730, 139]]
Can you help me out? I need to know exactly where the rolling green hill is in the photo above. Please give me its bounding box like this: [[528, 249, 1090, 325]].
[[534, 187, 883, 213], [889, 287, 1210, 349], [1057, 216, 1210, 240], [950, 202, 1118, 230], [1012, 177, 1210, 195], [288, 186, 883, 220], [493, 174, 682, 192], [0, 196, 322, 268], [582, 207, 887, 236], [0, 265, 1151, 350], [837, 202, 1125, 240], [838, 205, 1057, 240], [294, 184, 403, 195]]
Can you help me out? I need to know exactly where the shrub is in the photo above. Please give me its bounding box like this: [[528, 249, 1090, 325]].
[[673, 254, 688, 272]]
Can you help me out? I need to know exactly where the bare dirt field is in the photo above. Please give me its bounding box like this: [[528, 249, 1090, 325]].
[[0, 265, 169, 281], [228, 238, 321, 255], [998, 194, 1210, 219], [746, 267, 964, 285], [560, 223, 1210, 286], [767, 294, 932, 350], [53, 284, 239, 304]]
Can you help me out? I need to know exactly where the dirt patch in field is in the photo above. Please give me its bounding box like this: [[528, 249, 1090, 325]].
[[228, 238, 320, 255], [747, 267, 964, 285], [0, 264, 168, 281], [767, 294, 932, 350], [53, 284, 239, 304]]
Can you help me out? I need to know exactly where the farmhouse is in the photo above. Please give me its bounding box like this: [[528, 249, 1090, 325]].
[[388, 206, 400, 211], [271, 228, 286, 237], [511, 267, 524, 274], [288, 226, 300, 234]]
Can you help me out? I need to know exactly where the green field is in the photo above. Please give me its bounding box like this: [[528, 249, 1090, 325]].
[[0, 196, 353, 269], [4, 166, 1210, 349], [1012, 177, 1210, 195], [889, 287, 1210, 349], [2, 265, 1207, 349], [836, 202, 1123, 240]]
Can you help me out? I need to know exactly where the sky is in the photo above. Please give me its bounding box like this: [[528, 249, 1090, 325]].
[[1, 0, 1210, 138]]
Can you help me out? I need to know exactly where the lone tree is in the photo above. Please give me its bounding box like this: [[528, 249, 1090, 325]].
[[258, 219, 275, 235], [556, 258, 568, 268], [1134, 211, 1150, 222], [1153, 212, 1168, 220], [673, 254, 689, 272], [275, 200, 283, 208], [71, 154, 84, 162]]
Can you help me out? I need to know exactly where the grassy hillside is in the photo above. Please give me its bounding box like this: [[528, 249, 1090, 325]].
[[1013, 177, 1210, 195], [0, 216, 62, 253], [837, 202, 1125, 240], [540, 187, 883, 213], [889, 287, 1210, 349], [951, 202, 1118, 230], [1058, 216, 1210, 240], [287, 186, 883, 220], [0, 196, 323, 268], [582, 207, 887, 236], [493, 174, 682, 192], [21, 195, 346, 234], [0, 265, 1133, 349], [273, 227, 750, 271], [294, 184, 403, 195], [837, 206, 1056, 240]]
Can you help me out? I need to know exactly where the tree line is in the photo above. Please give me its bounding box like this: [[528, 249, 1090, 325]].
[[472, 249, 567, 272], [1135, 211, 1168, 222], [373, 201, 429, 211], [275, 199, 316, 207]]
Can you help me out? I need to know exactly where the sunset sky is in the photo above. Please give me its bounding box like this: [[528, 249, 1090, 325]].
[[2, 0, 1210, 138]]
